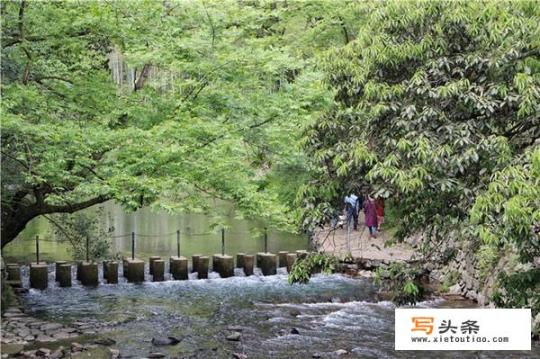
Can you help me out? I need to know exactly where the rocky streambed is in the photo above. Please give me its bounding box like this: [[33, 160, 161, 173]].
[[2, 272, 539, 358]]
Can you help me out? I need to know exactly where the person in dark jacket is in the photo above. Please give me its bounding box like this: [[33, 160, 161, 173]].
[[364, 194, 378, 238]]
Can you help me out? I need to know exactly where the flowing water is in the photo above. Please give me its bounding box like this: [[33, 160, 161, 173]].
[[17, 267, 539, 359]]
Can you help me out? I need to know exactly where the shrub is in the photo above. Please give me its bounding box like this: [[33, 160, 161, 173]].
[[288, 253, 338, 284], [375, 262, 425, 305]]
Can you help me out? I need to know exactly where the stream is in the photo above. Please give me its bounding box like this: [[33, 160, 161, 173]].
[[18, 268, 538, 358]]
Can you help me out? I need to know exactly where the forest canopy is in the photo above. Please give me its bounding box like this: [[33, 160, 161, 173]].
[[1, 0, 355, 246]]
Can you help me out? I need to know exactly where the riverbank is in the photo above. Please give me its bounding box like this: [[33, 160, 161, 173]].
[[1, 301, 120, 359]]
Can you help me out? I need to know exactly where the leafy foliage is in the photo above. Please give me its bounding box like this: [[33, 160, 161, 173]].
[[1, 0, 355, 246], [375, 262, 425, 306], [288, 252, 337, 284], [51, 207, 112, 261], [300, 0, 539, 311]]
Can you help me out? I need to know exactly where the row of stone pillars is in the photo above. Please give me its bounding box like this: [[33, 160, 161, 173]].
[[5, 250, 309, 289]]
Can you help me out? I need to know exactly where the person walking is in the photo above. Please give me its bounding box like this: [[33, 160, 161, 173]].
[[363, 194, 378, 238], [375, 197, 385, 231], [344, 193, 359, 230]]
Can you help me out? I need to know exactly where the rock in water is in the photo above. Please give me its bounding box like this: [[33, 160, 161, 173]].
[[289, 309, 301, 317], [151, 336, 181, 346], [290, 328, 300, 335], [148, 353, 166, 358], [226, 332, 241, 341], [94, 338, 117, 346], [233, 353, 247, 359]]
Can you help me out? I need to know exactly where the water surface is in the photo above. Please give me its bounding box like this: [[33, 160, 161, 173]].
[[20, 272, 538, 358]]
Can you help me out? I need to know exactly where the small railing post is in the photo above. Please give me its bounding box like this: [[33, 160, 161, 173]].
[[221, 228, 225, 256], [86, 235, 89, 262], [264, 227, 268, 253], [131, 231, 135, 260], [177, 230, 180, 257], [36, 235, 40, 264]]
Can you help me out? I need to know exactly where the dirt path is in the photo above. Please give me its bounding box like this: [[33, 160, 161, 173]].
[[314, 212, 414, 262]]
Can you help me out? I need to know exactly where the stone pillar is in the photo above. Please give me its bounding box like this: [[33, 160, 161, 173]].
[[6, 264, 21, 281], [103, 260, 109, 279], [257, 253, 277, 276], [170, 256, 188, 280], [278, 251, 288, 267], [149, 256, 161, 275], [76, 261, 83, 280], [55, 261, 67, 279], [243, 255, 254, 276], [296, 250, 308, 260], [212, 254, 222, 274], [213, 255, 233, 278], [197, 256, 209, 279], [104, 261, 118, 284], [152, 260, 165, 282], [79, 262, 98, 286], [123, 258, 129, 277], [30, 263, 48, 290], [236, 253, 245, 268], [56, 264, 72, 287], [127, 259, 145, 283], [192, 254, 201, 273], [286, 253, 297, 272]]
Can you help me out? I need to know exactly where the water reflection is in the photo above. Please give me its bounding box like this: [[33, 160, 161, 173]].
[[3, 201, 306, 262]]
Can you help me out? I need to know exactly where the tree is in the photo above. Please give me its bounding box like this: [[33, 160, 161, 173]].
[[300, 0, 539, 307], [1, 0, 354, 247]]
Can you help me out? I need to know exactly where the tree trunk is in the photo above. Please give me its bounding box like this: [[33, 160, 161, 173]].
[[1, 195, 109, 249]]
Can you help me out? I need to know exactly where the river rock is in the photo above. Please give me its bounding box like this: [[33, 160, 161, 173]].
[[36, 348, 51, 356], [50, 349, 64, 359], [94, 338, 116, 346], [226, 332, 241, 341], [147, 353, 166, 358], [72, 346, 112, 358], [71, 342, 84, 352], [0, 343, 25, 355], [35, 334, 56, 342], [226, 326, 245, 332], [110, 349, 120, 359], [289, 309, 301, 317], [151, 336, 181, 346], [39, 323, 62, 331], [233, 353, 247, 359], [290, 328, 300, 335], [334, 349, 348, 356]]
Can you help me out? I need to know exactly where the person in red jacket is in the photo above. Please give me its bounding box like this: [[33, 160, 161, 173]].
[[375, 197, 385, 231], [363, 194, 378, 238]]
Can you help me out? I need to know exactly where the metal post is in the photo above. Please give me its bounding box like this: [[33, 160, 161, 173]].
[[131, 232, 135, 260], [36, 235, 40, 264], [86, 235, 89, 262], [177, 230, 180, 257], [221, 228, 225, 256], [264, 227, 268, 253]]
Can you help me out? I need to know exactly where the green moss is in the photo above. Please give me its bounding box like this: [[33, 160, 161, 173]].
[[440, 270, 461, 293], [1, 280, 17, 314]]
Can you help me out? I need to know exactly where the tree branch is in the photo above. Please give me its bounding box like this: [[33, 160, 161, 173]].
[[134, 63, 152, 91], [40, 195, 110, 214]]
